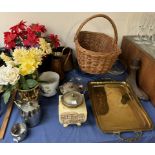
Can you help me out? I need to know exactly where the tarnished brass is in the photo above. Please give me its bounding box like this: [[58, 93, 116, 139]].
[[88, 81, 153, 133]]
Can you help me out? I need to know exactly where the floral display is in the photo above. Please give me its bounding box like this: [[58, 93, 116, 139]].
[[0, 43, 49, 103], [4, 20, 60, 50], [0, 20, 61, 104], [0, 38, 51, 86]]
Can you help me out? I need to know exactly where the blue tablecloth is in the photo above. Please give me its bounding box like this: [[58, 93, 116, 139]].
[[1, 68, 155, 143]]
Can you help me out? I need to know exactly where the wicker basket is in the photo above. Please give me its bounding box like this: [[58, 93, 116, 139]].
[[74, 14, 121, 74]]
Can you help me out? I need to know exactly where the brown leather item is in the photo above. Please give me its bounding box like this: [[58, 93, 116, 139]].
[[120, 36, 155, 106]]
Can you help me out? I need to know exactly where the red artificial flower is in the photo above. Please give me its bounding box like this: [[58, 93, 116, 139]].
[[3, 21, 59, 50], [4, 32, 17, 49], [10, 20, 26, 34], [18, 20, 27, 30], [49, 34, 60, 48], [4, 32, 17, 43], [23, 28, 39, 46], [18, 30, 27, 40], [7, 41, 16, 49], [30, 24, 47, 33]]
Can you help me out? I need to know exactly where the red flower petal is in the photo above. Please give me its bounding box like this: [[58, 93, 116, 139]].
[[10, 20, 26, 34], [18, 20, 26, 30], [4, 32, 17, 44], [7, 41, 16, 49], [23, 28, 39, 47], [49, 34, 60, 48], [30, 24, 47, 33]]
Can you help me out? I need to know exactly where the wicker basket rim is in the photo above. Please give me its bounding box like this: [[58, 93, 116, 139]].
[[75, 37, 121, 56], [78, 31, 114, 41]]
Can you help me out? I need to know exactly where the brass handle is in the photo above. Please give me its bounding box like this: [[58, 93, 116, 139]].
[[74, 14, 118, 44], [64, 51, 71, 66], [62, 47, 72, 66], [115, 132, 143, 142]]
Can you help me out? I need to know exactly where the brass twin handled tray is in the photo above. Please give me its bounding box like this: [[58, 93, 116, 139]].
[[88, 81, 153, 141]]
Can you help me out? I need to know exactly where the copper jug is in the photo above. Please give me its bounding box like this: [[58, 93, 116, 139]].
[[52, 46, 74, 72], [51, 56, 64, 81]]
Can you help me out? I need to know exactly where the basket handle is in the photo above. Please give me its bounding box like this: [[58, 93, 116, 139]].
[[74, 14, 118, 44]]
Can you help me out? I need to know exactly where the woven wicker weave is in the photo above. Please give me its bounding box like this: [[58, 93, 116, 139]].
[[74, 14, 121, 74]]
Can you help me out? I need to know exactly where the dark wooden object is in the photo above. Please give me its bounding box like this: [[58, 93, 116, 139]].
[[0, 91, 16, 140], [126, 59, 148, 100], [120, 36, 155, 106]]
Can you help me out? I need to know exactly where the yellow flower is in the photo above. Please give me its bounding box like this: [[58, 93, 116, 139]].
[[13, 47, 43, 76], [13, 47, 27, 64], [0, 52, 11, 62], [19, 63, 36, 76], [39, 38, 52, 56]]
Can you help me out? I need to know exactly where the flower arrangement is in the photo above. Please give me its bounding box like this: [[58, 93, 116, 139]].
[[0, 43, 49, 103], [4, 20, 60, 50], [0, 20, 61, 103]]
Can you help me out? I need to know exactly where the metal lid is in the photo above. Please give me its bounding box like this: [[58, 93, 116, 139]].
[[61, 91, 83, 108]]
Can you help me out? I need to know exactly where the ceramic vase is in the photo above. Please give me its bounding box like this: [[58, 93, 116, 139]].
[[18, 84, 40, 102]]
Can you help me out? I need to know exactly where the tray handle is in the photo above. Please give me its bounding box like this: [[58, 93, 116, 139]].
[[115, 131, 143, 142]]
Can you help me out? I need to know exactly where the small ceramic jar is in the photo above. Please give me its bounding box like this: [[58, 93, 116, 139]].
[[39, 71, 60, 97], [59, 94, 87, 127]]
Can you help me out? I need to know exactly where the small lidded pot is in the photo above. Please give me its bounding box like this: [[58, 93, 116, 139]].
[[61, 91, 83, 108], [11, 123, 27, 143]]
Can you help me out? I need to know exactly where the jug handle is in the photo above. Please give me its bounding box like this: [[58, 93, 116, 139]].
[[62, 47, 72, 66]]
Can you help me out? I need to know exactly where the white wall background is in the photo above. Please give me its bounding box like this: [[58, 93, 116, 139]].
[[0, 12, 154, 51]]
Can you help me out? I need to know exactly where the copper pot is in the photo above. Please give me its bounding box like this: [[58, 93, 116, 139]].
[[52, 47, 74, 72], [51, 56, 64, 81]]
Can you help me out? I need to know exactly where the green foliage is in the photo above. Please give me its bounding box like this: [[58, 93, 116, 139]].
[[26, 79, 38, 89], [19, 75, 38, 90]]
